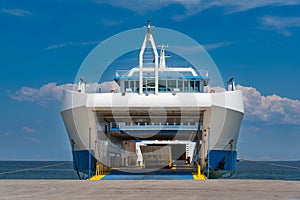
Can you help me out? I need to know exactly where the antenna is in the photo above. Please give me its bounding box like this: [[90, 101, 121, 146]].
[[158, 44, 170, 70], [147, 20, 151, 34]]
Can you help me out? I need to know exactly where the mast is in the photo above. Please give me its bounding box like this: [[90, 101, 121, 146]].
[[139, 20, 159, 95], [159, 44, 168, 70]]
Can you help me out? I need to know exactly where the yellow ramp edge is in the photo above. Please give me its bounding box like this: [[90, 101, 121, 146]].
[[88, 164, 109, 180], [89, 163, 206, 180], [193, 164, 207, 180], [193, 174, 206, 180], [88, 172, 109, 180]]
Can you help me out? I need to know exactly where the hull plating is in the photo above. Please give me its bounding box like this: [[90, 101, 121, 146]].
[[61, 90, 244, 178]]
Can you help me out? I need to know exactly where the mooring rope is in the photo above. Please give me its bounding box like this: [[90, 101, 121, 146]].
[[0, 162, 71, 175], [239, 159, 300, 170]]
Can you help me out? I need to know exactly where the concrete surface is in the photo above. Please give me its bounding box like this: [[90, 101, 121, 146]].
[[1, 179, 300, 200]]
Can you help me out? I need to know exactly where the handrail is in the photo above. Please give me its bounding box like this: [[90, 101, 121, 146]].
[[116, 69, 209, 77], [109, 122, 199, 131]]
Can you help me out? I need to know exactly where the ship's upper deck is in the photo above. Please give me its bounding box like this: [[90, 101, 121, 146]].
[[76, 20, 237, 95], [113, 20, 210, 94], [115, 67, 209, 93]]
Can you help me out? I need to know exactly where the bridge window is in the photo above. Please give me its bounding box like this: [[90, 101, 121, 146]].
[[159, 80, 167, 91], [135, 81, 139, 92], [124, 78, 203, 93], [195, 81, 200, 92], [189, 81, 195, 92], [124, 81, 129, 90], [123, 80, 140, 92], [183, 81, 189, 92], [178, 80, 183, 91], [167, 80, 176, 91]]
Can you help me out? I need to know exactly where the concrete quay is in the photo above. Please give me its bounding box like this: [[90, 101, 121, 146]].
[[1, 179, 300, 200]]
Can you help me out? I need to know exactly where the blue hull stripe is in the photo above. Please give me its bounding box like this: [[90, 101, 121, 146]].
[[208, 150, 237, 171], [72, 150, 95, 171]]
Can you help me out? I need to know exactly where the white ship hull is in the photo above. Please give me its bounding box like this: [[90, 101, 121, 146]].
[[61, 89, 244, 177]]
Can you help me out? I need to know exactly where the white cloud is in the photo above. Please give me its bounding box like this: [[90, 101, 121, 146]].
[[25, 137, 40, 144], [22, 126, 36, 133], [236, 85, 300, 125], [9, 81, 120, 106], [100, 18, 123, 26], [97, 81, 120, 93], [95, 0, 300, 20], [46, 42, 73, 50], [45, 40, 100, 50], [248, 125, 261, 132], [260, 16, 300, 36], [171, 41, 235, 55], [9, 82, 74, 106], [202, 41, 236, 51], [1, 130, 14, 137], [1, 8, 32, 17], [95, 0, 180, 13], [205, 0, 300, 13]]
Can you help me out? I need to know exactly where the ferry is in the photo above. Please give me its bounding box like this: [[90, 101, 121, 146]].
[[61, 21, 244, 179]]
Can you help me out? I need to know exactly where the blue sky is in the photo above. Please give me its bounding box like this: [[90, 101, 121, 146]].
[[0, 0, 300, 161]]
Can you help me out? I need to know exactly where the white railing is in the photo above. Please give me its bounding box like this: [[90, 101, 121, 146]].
[[115, 69, 208, 77], [110, 122, 200, 130]]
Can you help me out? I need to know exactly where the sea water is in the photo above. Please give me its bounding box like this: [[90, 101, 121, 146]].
[[0, 161, 78, 180], [0, 161, 299, 180], [230, 161, 300, 181]]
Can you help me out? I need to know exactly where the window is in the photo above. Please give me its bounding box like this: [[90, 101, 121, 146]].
[[190, 81, 195, 92], [183, 81, 189, 92], [125, 81, 129, 90], [178, 80, 183, 91], [129, 80, 135, 91], [135, 81, 139, 92], [159, 80, 167, 91], [195, 81, 200, 92], [167, 80, 176, 90]]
